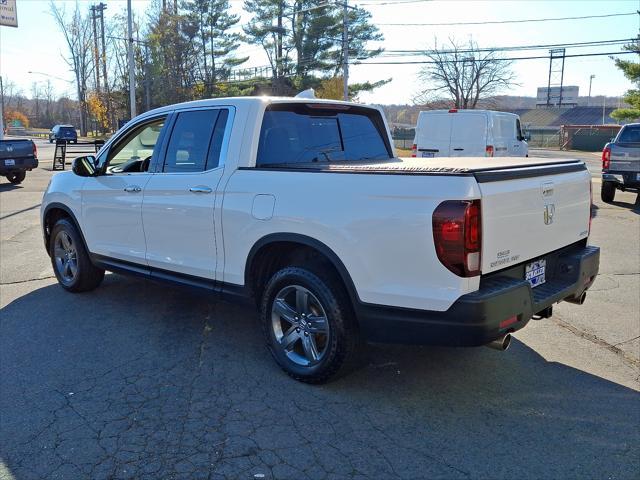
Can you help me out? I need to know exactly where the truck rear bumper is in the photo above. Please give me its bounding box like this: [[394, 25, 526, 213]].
[[357, 242, 600, 346], [603, 171, 640, 191], [0, 157, 38, 175]]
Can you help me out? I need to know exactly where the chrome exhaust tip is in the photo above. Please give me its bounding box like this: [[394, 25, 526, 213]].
[[565, 292, 587, 305], [486, 333, 511, 351]]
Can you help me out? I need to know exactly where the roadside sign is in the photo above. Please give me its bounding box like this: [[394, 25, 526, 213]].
[[0, 0, 18, 28]]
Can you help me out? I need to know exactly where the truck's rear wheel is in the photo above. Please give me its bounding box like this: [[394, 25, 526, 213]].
[[260, 266, 358, 384], [601, 181, 616, 203], [6, 171, 26, 184]]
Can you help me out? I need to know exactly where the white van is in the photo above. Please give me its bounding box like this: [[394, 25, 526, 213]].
[[411, 109, 528, 158]]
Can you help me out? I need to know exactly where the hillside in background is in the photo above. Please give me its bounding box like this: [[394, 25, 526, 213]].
[[381, 95, 627, 126]]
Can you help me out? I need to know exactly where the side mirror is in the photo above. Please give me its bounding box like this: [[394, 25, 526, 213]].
[[72, 156, 97, 177]]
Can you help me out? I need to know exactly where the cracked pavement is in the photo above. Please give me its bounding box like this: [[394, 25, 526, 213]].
[[1, 142, 639, 479]]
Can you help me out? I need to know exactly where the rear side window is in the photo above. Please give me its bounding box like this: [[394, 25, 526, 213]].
[[493, 116, 514, 140], [163, 109, 228, 172], [256, 104, 392, 166], [617, 125, 640, 143]]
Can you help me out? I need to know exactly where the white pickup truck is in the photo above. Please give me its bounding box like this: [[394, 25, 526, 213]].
[[41, 97, 599, 383]]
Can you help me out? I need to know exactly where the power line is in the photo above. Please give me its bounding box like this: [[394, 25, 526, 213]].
[[377, 11, 637, 26], [355, 50, 638, 65], [372, 38, 635, 57], [359, 0, 431, 5]]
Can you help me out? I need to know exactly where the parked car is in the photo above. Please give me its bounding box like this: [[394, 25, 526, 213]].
[[0, 138, 38, 184], [49, 125, 78, 144], [41, 97, 599, 383], [601, 123, 640, 202], [411, 109, 528, 158]]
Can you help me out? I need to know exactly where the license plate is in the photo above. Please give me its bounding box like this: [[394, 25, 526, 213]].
[[421, 152, 435, 158], [525, 259, 546, 288], [4, 159, 15, 166]]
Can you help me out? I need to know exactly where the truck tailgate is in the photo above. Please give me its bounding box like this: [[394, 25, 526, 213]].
[[0, 139, 34, 158], [610, 143, 640, 172], [477, 161, 591, 274]]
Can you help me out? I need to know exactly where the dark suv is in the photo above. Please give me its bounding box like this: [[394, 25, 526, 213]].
[[49, 125, 78, 144]]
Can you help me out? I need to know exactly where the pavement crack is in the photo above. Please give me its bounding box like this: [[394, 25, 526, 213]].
[[613, 335, 640, 347], [0, 275, 55, 285], [552, 317, 640, 368]]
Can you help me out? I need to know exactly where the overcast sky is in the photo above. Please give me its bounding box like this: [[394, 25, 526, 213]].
[[0, 0, 637, 105]]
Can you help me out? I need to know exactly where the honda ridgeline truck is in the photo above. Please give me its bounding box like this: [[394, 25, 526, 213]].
[[41, 97, 599, 383]]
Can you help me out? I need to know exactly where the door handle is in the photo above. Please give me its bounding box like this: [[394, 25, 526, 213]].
[[189, 186, 213, 194], [453, 148, 464, 151], [124, 185, 142, 193]]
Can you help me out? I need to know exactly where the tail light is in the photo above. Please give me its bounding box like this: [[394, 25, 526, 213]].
[[602, 146, 611, 170], [32, 141, 38, 157], [485, 145, 494, 157], [587, 179, 593, 237], [432, 199, 482, 277], [411, 143, 417, 158]]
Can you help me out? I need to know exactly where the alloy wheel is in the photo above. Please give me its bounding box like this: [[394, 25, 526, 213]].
[[53, 230, 78, 285], [271, 285, 330, 366]]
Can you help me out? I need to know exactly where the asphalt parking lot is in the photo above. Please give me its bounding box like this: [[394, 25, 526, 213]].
[[1, 140, 639, 480]]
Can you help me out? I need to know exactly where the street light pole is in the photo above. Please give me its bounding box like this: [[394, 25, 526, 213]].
[[127, 0, 137, 119], [588, 74, 595, 107]]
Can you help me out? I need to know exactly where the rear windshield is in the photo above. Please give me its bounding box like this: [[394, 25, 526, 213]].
[[617, 125, 640, 143], [59, 127, 76, 135], [256, 104, 392, 166]]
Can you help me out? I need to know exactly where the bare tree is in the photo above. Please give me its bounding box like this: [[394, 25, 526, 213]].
[[50, 1, 94, 135], [414, 38, 517, 109]]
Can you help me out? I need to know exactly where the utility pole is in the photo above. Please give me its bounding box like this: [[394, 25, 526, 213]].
[[587, 74, 595, 106], [602, 96, 606, 125], [342, 0, 349, 101], [127, 0, 136, 119], [96, 3, 112, 130], [90, 5, 101, 94], [0, 76, 5, 141]]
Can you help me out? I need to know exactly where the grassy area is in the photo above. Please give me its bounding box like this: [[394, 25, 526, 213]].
[[395, 147, 413, 157]]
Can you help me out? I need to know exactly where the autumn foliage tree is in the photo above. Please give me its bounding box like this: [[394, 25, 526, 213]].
[[87, 93, 109, 132], [3, 109, 30, 128]]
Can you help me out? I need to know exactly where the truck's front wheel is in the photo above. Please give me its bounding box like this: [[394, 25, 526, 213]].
[[260, 266, 358, 384], [6, 171, 26, 184], [601, 181, 616, 203]]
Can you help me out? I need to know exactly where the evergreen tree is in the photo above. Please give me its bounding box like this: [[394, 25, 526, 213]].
[[183, 0, 247, 97], [611, 38, 640, 121]]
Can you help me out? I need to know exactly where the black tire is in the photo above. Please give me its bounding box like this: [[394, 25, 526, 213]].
[[260, 266, 359, 384], [49, 138, 53, 143], [49, 218, 105, 293], [6, 171, 26, 184], [601, 181, 616, 203]]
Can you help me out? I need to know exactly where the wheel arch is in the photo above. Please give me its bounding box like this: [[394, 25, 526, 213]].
[[42, 203, 88, 256], [245, 233, 360, 307]]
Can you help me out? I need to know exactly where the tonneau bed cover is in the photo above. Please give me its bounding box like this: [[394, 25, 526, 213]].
[[255, 156, 586, 178]]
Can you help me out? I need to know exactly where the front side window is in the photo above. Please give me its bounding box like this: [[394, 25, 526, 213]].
[[256, 104, 392, 166], [163, 109, 228, 173], [105, 117, 166, 173]]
